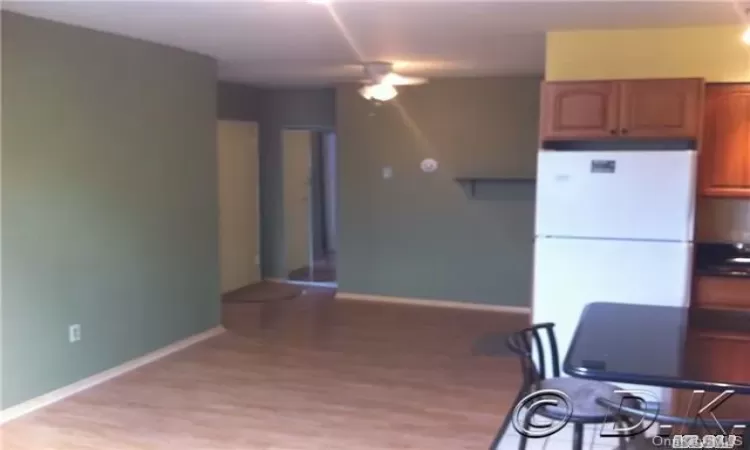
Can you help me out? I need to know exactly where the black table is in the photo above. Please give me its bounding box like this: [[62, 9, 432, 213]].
[[564, 302, 750, 395], [564, 302, 750, 449]]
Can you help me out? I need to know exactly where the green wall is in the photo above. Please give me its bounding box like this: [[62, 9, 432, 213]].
[[1, 12, 220, 409], [336, 77, 540, 306], [217, 81, 260, 121], [257, 88, 335, 278]]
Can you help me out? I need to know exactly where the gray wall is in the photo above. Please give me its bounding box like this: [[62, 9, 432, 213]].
[[217, 81, 260, 121], [257, 88, 336, 278], [2, 12, 220, 408], [336, 77, 540, 306]]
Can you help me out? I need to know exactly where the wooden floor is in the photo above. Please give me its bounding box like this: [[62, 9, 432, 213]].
[[1, 285, 527, 449]]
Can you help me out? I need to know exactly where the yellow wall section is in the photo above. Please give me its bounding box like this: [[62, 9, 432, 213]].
[[546, 26, 750, 81]]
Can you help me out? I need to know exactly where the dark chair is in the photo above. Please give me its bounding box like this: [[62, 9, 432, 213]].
[[490, 323, 631, 450], [596, 396, 750, 450]]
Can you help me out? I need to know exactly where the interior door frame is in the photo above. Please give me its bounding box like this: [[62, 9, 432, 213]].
[[321, 131, 337, 255], [282, 128, 313, 279], [248, 122, 261, 283], [281, 126, 336, 286]]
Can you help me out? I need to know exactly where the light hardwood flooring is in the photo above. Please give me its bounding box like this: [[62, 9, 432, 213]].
[[1, 285, 527, 449]]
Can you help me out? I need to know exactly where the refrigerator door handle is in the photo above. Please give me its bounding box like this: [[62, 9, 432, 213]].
[[685, 150, 698, 242]]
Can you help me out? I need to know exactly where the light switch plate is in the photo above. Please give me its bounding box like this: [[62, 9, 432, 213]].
[[69, 324, 81, 343], [382, 166, 393, 179]]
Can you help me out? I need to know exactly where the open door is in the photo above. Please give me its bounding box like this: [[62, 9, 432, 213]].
[[282, 129, 313, 280], [217, 120, 260, 293]]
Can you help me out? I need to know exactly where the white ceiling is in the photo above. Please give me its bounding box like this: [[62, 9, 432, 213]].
[[3, 1, 746, 85]]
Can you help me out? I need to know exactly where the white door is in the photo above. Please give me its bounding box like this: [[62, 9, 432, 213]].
[[282, 130, 312, 276], [535, 151, 697, 241], [217, 120, 260, 293]]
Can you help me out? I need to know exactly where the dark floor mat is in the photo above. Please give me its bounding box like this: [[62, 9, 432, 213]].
[[222, 281, 302, 304]]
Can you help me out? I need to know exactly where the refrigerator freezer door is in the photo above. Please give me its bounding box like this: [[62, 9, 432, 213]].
[[532, 237, 692, 403], [535, 151, 696, 241]]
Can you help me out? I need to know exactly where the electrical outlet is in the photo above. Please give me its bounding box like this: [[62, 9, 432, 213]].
[[382, 166, 393, 179], [69, 324, 81, 343]]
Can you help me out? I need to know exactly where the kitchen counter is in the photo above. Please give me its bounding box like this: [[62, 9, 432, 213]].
[[694, 242, 750, 286], [695, 268, 750, 278], [694, 242, 750, 278]]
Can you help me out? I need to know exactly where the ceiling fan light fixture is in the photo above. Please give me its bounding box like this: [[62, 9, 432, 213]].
[[380, 73, 405, 85], [743, 26, 750, 45], [359, 83, 398, 102]]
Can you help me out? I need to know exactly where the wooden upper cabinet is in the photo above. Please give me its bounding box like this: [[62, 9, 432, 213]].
[[618, 79, 703, 138], [540, 81, 619, 140], [700, 84, 750, 198], [540, 78, 704, 142]]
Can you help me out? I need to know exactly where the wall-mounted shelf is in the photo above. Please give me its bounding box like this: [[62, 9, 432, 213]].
[[454, 176, 536, 197]]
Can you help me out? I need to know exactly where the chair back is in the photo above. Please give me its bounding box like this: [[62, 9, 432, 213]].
[[506, 323, 561, 389]]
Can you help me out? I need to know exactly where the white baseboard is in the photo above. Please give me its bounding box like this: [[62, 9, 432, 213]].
[[335, 292, 531, 314], [264, 278, 337, 289], [0, 325, 226, 425]]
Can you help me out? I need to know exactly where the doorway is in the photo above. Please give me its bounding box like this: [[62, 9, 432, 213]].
[[217, 120, 260, 293], [282, 128, 337, 286]]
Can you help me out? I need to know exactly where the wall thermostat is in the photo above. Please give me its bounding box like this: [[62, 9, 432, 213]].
[[420, 158, 438, 173]]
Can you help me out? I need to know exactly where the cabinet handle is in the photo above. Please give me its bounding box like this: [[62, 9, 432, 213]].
[[621, 128, 628, 135], [610, 129, 617, 135]]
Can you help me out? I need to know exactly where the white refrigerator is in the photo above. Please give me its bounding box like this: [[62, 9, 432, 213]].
[[532, 150, 697, 404]]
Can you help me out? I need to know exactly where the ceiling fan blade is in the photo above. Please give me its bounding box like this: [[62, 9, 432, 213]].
[[381, 73, 428, 86]]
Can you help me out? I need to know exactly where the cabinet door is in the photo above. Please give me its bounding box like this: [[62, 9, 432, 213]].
[[700, 84, 750, 198], [619, 79, 703, 139], [539, 81, 619, 140], [672, 332, 750, 421], [694, 276, 750, 310]]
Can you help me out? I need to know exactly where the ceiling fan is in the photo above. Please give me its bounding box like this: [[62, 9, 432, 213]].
[[358, 62, 428, 102]]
